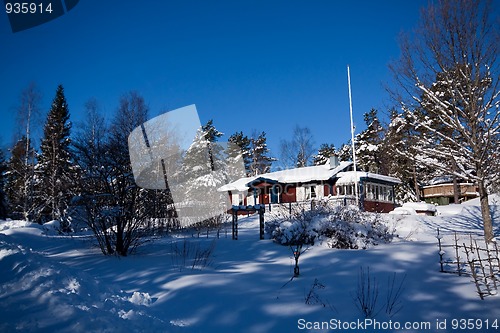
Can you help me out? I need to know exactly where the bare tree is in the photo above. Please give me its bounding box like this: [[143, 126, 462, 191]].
[[15, 82, 42, 148], [280, 125, 315, 168], [389, 0, 500, 242], [13, 82, 42, 220]]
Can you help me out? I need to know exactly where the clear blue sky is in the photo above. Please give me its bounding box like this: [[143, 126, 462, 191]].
[[0, 0, 426, 160]]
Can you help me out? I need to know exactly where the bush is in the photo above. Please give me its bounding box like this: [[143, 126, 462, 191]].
[[266, 204, 394, 249]]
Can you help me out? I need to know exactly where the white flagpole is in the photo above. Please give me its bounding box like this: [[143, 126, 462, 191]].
[[347, 65, 359, 207]]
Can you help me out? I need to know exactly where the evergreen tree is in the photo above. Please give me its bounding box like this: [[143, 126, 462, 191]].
[[337, 143, 352, 162], [201, 119, 223, 171], [36, 85, 74, 222], [5, 137, 36, 219], [355, 108, 384, 173], [313, 143, 337, 165], [0, 148, 8, 219], [178, 121, 230, 230], [249, 131, 274, 175], [228, 131, 251, 175]]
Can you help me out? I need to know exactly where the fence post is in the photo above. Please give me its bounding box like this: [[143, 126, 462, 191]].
[[475, 240, 493, 296], [454, 232, 461, 276], [232, 208, 238, 240], [259, 206, 265, 240], [437, 228, 444, 273]]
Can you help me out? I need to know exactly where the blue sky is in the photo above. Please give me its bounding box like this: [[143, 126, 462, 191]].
[[0, 0, 426, 161]]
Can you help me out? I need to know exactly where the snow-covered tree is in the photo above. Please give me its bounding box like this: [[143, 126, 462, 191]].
[[337, 143, 352, 162], [382, 110, 435, 202], [390, 0, 500, 242], [179, 120, 230, 230], [35, 85, 74, 222], [5, 137, 36, 219], [228, 131, 251, 175], [355, 109, 384, 173], [0, 148, 8, 219], [313, 143, 336, 166], [249, 131, 274, 175]]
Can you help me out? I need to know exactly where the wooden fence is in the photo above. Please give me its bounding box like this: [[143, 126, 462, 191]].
[[437, 228, 500, 299]]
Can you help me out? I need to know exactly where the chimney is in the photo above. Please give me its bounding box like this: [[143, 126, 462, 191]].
[[329, 155, 339, 169]]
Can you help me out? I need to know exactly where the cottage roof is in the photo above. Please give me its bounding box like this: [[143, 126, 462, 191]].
[[218, 160, 353, 192], [335, 171, 401, 185]]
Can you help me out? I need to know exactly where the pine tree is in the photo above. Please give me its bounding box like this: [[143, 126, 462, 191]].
[[382, 111, 434, 202], [313, 143, 337, 165], [5, 137, 36, 219], [249, 131, 274, 175], [228, 131, 251, 175], [0, 148, 8, 219], [179, 121, 230, 229], [36, 85, 74, 222], [201, 119, 223, 171], [337, 143, 352, 162], [355, 109, 384, 173]]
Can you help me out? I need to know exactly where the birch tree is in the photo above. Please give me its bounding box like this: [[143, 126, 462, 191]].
[[390, 0, 500, 242]]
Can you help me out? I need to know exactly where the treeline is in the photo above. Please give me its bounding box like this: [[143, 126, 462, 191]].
[[0, 84, 282, 255]]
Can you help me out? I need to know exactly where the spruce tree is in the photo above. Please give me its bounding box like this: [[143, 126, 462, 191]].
[[36, 85, 73, 222], [249, 131, 274, 175], [313, 143, 337, 165], [355, 108, 384, 173], [0, 148, 8, 219], [228, 131, 251, 175], [5, 137, 36, 219]]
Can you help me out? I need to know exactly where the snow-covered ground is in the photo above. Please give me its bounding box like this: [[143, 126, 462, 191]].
[[1, 199, 499, 332]]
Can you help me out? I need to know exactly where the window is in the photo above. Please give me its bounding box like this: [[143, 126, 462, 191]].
[[305, 185, 317, 200], [365, 182, 394, 202]]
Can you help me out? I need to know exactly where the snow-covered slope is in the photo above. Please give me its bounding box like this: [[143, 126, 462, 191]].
[[0, 203, 499, 332]]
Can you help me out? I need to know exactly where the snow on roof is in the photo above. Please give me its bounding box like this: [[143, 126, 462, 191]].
[[426, 175, 454, 186], [265, 161, 353, 184], [218, 176, 258, 192], [218, 161, 353, 192], [335, 171, 401, 185]]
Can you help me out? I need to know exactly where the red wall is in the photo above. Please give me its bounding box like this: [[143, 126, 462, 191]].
[[281, 185, 296, 203], [363, 200, 395, 213]]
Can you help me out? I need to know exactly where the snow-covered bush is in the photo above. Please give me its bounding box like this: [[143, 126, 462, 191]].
[[266, 203, 394, 249]]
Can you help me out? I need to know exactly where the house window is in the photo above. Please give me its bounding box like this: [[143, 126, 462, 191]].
[[305, 185, 316, 200], [365, 182, 394, 202], [366, 184, 374, 200]]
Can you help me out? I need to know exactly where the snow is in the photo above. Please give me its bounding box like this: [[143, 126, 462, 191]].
[[219, 161, 354, 192], [335, 171, 402, 185], [400, 201, 437, 213], [1, 198, 499, 332]]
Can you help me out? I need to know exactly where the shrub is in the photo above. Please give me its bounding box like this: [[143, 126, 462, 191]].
[[266, 204, 394, 249]]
